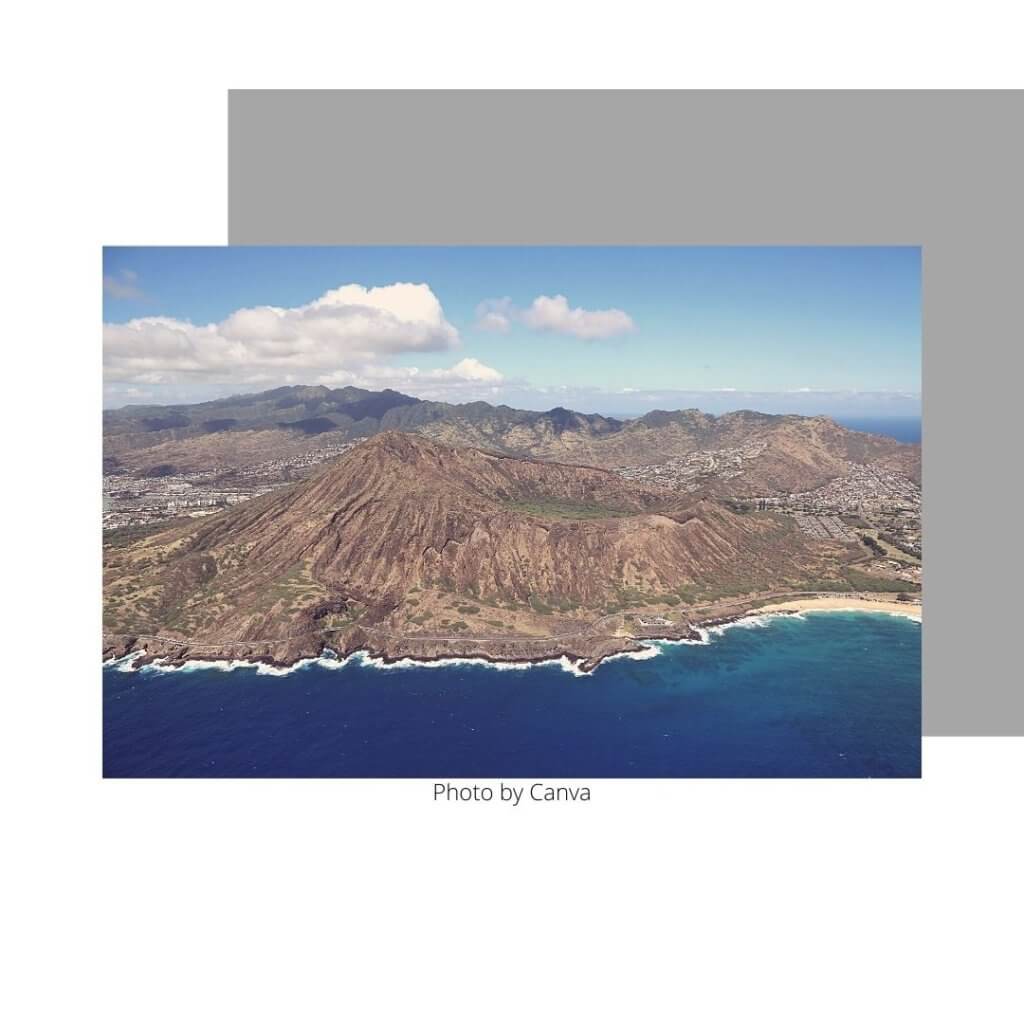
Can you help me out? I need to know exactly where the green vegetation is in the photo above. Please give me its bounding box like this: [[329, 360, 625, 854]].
[[256, 564, 327, 616], [862, 534, 886, 556], [722, 499, 755, 515], [103, 517, 192, 549], [878, 531, 922, 564], [602, 584, 668, 614], [319, 603, 365, 631], [795, 570, 918, 594], [801, 579, 854, 593], [504, 498, 635, 520], [455, 604, 481, 615], [843, 568, 919, 593], [671, 581, 758, 604]]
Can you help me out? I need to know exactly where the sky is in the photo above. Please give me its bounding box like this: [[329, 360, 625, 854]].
[[103, 246, 921, 417]]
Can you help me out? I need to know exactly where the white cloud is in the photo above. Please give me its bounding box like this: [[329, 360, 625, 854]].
[[104, 281, 460, 388], [520, 294, 635, 339], [476, 311, 512, 332], [473, 294, 635, 339], [474, 297, 514, 333], [317, 357, 502, 386], [431, 357, 504, 382], [103, 268, 145, 301], [313, 357, 505, 400]]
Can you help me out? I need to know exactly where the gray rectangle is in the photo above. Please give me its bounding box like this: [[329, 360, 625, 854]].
[[228, 89, 1023, 735]]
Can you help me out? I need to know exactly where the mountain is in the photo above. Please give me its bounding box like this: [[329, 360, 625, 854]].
[[102, 385, 621, 456], [103, 432, 860, 670], [103, 385, 919, 495]]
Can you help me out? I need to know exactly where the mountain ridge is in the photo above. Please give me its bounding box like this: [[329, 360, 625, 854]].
[[103, 431, 866, 671], [103, 384, 920, 495]]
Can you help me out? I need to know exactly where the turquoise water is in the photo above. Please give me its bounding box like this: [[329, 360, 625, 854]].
[[103, 611, 921, 778]]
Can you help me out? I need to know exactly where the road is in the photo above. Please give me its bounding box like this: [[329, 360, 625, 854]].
[[103, 589, 915, 650]]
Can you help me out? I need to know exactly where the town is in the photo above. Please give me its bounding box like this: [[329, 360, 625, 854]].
[[103, 439, 920, 581], [616, 441, 768, 491], [754, 464, 921, 560], [103, 441, 358, 531], [618, 454, 921, 575]]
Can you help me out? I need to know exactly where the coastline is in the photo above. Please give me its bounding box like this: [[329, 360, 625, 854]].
[[103, 595, 920, 677], [744, 596, 921, 622]]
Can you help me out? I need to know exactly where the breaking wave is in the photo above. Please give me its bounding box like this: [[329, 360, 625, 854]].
[[102, 607, 918, 678]]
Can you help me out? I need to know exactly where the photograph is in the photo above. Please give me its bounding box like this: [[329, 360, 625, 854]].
[[102, 245, 922, 778], [10, 14, 1024, 1021]]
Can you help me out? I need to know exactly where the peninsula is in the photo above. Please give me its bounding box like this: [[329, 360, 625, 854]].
[[104, 417, 921, 672]]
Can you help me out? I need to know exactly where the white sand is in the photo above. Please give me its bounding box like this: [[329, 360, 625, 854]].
[[754, 596, 921, 621]]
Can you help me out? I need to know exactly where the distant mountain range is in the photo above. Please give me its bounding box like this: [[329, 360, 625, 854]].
[[104, 384, 920, 495], [103, 384, 620, 447]]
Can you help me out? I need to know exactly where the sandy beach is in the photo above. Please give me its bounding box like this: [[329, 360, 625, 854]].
[[752, 596, 921, 621]]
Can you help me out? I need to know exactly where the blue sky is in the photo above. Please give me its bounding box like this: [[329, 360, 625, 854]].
[[103, 246, 920, 416]]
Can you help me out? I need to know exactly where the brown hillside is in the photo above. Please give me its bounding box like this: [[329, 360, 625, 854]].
[[104, 432, 859, 668]]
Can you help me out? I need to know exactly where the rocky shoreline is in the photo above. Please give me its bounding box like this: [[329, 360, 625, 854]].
[[100, 607, 803, 675], [103, 630, 672, 675], [103, 594, 919, 676]]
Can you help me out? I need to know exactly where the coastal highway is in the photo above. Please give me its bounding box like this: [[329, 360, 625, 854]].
[[103, 589, 915, 651]]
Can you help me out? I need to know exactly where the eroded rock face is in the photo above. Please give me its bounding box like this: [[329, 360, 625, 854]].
[[103, 432, 850, 669]]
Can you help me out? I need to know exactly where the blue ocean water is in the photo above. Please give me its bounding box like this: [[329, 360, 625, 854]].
[[103, 612, 921, 778], [833, 417, 921, 444]]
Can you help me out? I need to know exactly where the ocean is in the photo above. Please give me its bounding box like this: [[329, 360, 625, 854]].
[[103, 611, 921, 778], [833, 417, 922, 444]]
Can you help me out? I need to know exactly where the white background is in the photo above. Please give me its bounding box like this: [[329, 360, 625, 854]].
[[4, 3, 1023, 1022]]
